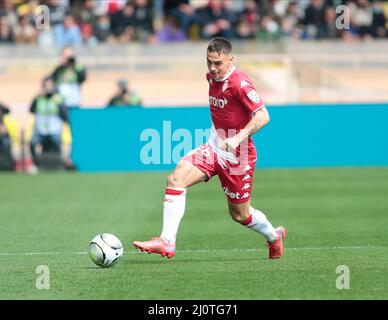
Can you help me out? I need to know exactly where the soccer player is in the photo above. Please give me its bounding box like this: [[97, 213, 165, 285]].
[[133, 37, 286, 259]]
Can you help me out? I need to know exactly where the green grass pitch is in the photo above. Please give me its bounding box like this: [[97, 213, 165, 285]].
[[0, 167, 387, 299]]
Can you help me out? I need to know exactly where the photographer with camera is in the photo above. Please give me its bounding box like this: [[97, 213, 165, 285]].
[[51, 46, 87, 110], [29, 77, 68, 172], [50, 46, 86, 170], [0, 102, 15, 171], [106, 79, 142, 108]]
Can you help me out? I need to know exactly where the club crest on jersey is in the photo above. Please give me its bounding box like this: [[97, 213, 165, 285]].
[[222, 80, 229, 92], [247, 90, 260, 103], [209, 96, 228, 109]]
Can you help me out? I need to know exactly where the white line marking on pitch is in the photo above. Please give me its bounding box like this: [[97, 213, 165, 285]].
[[0, 246, 386, 256]]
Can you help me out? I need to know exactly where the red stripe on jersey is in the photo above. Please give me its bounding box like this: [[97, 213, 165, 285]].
[[241, 214, 253, 226], [165, 188, 185, 196]]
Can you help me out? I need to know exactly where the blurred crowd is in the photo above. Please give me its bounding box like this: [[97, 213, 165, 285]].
[[1, 0, 388, 46]]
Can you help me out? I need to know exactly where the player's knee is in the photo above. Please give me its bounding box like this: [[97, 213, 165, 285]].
[[228, 207, 250, 223], [228, 209, 244, 223], [231, 214, 245, 223], [167, 173, 183, 188], [166, 173, 177, 187], [166, 161, 189, 188]]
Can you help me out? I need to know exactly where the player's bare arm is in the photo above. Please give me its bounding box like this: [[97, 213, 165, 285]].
[[220, 107, 270, 151]]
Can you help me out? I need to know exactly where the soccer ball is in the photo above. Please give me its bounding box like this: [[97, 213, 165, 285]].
[[88, 233, 123, 268]]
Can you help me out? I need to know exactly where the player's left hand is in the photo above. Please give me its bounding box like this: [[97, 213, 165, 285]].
[[220, 137, 240, 152]]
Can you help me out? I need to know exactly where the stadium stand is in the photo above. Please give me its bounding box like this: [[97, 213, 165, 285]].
[[0, 0, 387, 46], [1, 0, 388, 172]]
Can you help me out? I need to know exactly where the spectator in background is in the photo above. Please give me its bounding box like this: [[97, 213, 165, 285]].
[[94, 14, 112, 43], [163, 0, 196, 36], [48, 0, 68, 35], [13, 13, 37, 44], [71, 0, 98, 45], [349, 0, 374, 39], [235, 0, 260, 39], [72, 0, 96, 27], [133, 0, 155, 42], [0, 102, 15, 171], [0, 15, 14, 43], [29, 77, 67, 171], [54, 14, 83, 47], [196, 0, 238, 39], [255, 0, 276, 20], [280, 1, 304, 39], [106, 0, 128, 15], [0, 0, 18, 30], [371, 0, 387, 38], [51, 46, 87, 110], [106, 79, 142, 108], [48, 0, 69, 24], [324, 5, 341, 39], [16, 0, 40, 24], [254, 0, 282, 41], [303, 0, 327, 39], [110, 1, 136, 42], [156, 16, 187, 42], [258, 15, 282, 40]]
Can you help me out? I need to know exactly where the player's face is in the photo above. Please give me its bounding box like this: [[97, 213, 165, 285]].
[[207, 51, 234, 80]]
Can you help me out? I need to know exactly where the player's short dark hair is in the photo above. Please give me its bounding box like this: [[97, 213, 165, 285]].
[[207, 37, 232, 55]]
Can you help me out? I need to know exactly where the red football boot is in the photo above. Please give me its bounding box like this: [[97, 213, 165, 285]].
[[133, 237, 176, 259], [267, 226, 286, 259]]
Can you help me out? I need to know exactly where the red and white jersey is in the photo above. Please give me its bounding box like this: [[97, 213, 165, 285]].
[[207, 66, 265, 163]]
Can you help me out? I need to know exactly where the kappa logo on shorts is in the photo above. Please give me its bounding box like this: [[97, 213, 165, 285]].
[[241, 192, 250, 199], [242, 174, 251, 181], [242, 183, 251, 190], [244, 165, 251, 171]]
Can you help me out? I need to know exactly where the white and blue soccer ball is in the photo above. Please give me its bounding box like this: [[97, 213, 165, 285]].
[[88, 233, 123, 268]]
